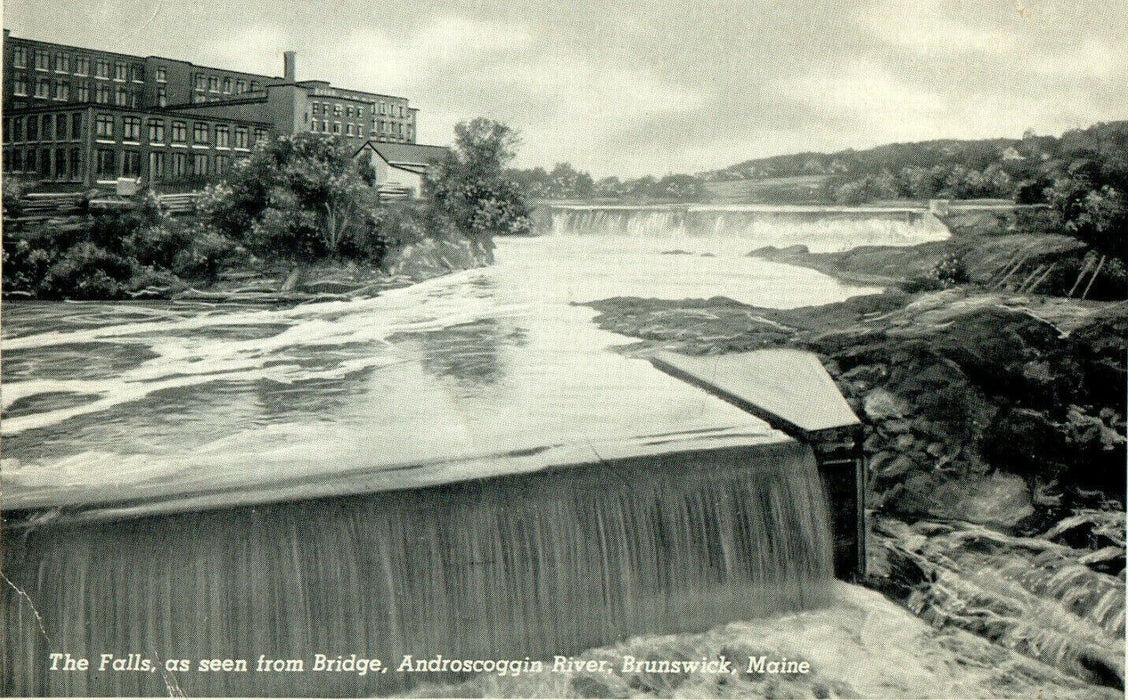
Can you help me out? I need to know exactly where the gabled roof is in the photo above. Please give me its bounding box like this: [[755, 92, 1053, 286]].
[[362, 142, 449, 168]]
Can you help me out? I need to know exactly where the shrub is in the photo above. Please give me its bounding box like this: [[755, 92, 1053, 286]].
[[929, 252, 969, 288], [40, 242, 135, 299]]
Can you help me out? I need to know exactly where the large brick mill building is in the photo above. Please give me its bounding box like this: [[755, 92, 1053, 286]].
[[2, 30, 445, 193]]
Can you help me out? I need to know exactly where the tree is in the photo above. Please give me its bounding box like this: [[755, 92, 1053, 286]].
[[205, 133, 379, 262], [425, 118, 532, 251]]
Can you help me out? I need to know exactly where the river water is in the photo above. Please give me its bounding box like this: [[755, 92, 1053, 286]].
[[2, 207, 943, 511], [4, 207, 960, 697]]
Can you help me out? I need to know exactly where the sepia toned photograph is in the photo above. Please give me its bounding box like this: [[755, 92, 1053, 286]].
[[1, 1, 1125, 697]]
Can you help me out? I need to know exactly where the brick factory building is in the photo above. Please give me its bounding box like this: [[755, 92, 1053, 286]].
[[2, 30, 444, 192]]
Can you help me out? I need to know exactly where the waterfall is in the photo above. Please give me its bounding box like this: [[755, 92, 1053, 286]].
[[3, 440, 833, 697], [544, 205, 949, 253]]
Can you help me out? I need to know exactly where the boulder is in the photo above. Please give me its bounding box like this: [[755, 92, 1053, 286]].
[[863, 388, 907, 421]]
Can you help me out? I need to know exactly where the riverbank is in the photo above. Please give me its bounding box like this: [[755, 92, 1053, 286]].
[[747, 209, 1124, 299], [577, 212, 1126, 691], [2, 234, 494, 304]]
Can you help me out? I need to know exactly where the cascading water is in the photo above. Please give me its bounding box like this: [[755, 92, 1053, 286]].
[[3, 217, 890, 697], [3, 442, 833, 696], [546, 204, 949, 253]]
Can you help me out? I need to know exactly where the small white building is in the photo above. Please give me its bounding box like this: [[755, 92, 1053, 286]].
[[353, 141, 449, 199]]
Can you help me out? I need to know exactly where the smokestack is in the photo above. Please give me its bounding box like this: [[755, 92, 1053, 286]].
[[284, 51, 296, 81]]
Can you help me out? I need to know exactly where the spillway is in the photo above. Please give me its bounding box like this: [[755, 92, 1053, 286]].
[[544, 203, 949, 253], [3, 440, 833, 696]]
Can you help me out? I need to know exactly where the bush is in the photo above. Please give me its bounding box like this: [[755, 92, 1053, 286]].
[[929, 252, 969, 287], [40, 242, 135, 299]]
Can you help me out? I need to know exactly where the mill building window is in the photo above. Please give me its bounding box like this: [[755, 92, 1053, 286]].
[[215, 125, 230, 148], [130, 65, 143, 82], [76, 83, 90, 101], [96, 149, 116, 177], [36, 79, 50, 98], [122, 150, 141, 176], [13, 76, 28, 96], [171, 121, 187, 143], [95, 60, 110, 79], [35, 51, 49, 71], [115, 86, 128, 106], [192, 153, 209, 176], [172, 152, 187, 178], [149, 119, 165, 142], [71, 113, 81, 139], [122, 116, 141, 142], [95, 114, 114, 139], [56, 114, 67, 140], [54, 53, 69, 73], [234, 126, 249, 149], [27, 116, 39, 141], [96, 84, 111, 103], [149, 151, 166, 180], [12, 46, 27, 68], [114, 62, 126, 81], [74, 56, 89, 75], [156, 66, 167, 82], [193, 123, 210, 145], [70, 148, 82, 179]]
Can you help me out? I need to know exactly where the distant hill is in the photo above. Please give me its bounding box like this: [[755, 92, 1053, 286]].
[[697, 121, 1128, 206], [697, 137, 1022, 183]]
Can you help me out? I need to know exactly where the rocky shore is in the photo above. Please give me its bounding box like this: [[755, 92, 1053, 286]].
[[579, 212, 1126, 692]]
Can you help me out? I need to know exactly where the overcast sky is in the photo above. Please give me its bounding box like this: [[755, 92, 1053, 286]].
[[6, 0, 1127, 176]]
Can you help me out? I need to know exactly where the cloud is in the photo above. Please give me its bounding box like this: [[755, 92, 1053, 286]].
[[5, 0, 1126, 176]]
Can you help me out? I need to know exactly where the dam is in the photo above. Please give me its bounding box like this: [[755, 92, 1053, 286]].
[[2, 206, 942, 696]]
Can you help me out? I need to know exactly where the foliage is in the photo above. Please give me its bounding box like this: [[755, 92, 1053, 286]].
[[206, 133, 381, 262], [508, 163, 709, 203], [425, 118, 533, 247], [929, 252, 970, 288]]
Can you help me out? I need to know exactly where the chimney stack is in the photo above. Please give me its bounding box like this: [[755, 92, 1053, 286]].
[[284, 51, 296, 81]]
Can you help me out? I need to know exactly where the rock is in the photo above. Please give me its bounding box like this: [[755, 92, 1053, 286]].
[[894, 433, 917, 452], [863, 388, 907, 421], [982, 407, 1066, 476], [869, 450, 897, 474], [883, 471, 1034, 530], [883, 455, 917, 479], [881, 419, 912, 435], [954, 472, 1035, 530], [863, 431, 885, 454]]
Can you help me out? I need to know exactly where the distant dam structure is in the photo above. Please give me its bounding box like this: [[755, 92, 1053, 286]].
[[543, 203, 950, 253]]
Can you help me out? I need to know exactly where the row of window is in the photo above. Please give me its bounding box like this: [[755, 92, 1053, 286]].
[[93, 114, 266, 148], [12, 76, 148, 107], [2, 146, 242, 181], [193, 73, 260, 95], [4, 147, 84, 180], [4, 114, 83, 143], [10, 46, 145, 82]]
